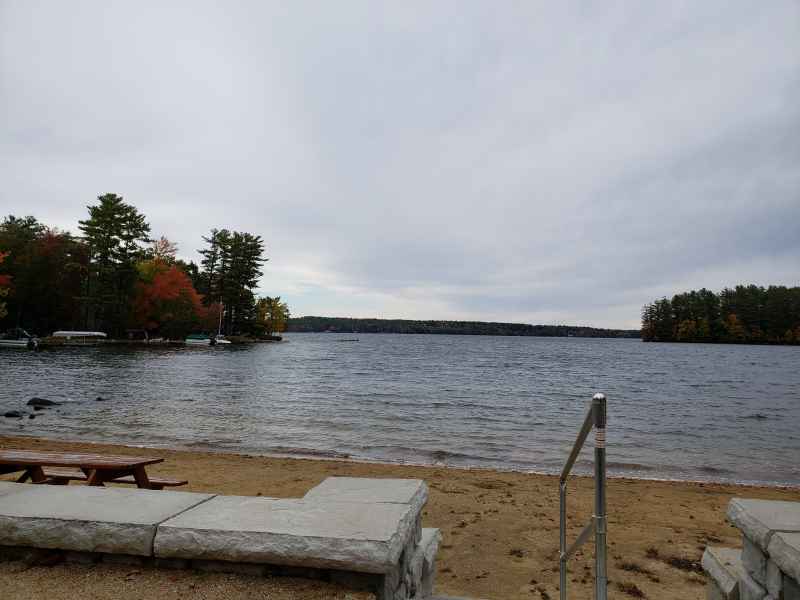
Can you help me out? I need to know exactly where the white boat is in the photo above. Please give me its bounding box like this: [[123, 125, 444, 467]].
[[214, 335, 232, 345], [50, 330, 107, 346], [52, 330, 107, 340], [0, 328, 38, 349]]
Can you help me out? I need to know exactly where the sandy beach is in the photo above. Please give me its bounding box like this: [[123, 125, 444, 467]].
[[1, 435, 798, 600]]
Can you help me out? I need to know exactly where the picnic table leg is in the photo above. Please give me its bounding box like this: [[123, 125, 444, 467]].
[[132, 466, 152, 489], [85, 469, 105, 486], [21, 466, 48, 484]]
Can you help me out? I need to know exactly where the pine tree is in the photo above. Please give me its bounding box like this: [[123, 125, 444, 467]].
[[78, 194, 150, 334], [197, 229, 266, 334]]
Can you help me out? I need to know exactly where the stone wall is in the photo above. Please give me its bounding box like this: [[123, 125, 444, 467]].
[[703, 498, 800, 600]]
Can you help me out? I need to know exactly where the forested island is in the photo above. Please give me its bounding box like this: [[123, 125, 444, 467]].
[[0, 194, 289, 340], [288, 316, 639, 338], [641, 285, 800, 344]]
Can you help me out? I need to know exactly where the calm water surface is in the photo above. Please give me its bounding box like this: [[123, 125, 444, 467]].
[[1, 334, 798, 486]]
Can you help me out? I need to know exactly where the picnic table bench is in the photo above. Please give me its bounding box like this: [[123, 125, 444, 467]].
[[0, 449, 186, 490]]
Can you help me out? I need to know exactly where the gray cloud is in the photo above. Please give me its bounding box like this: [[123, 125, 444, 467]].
[[2, 1, 798, 328]]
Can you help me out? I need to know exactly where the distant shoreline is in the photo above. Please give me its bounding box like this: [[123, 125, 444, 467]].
[[288, 316, 640, 338]]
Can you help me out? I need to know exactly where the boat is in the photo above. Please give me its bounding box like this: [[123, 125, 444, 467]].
[[185, 333, 213, 346], [49, 330, 107, 346], [0, 328, 38, 349], [214, 335, 232, 345]]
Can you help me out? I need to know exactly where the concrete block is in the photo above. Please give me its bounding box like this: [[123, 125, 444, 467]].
[[708, 582, 727, 600], [766, 559, 783, 599], [702, 547, 746, 600], [740, 570, 767, 600], [154, 495, 419, 573], [305, 477, 428, 509], [0, 482, 25, 496], [744, 536, 768, 584], [768, 532, 800, 585], [0, 484, 214, 556], [728, 499, 800, 551], [785, 574, 800, 600], [408, 528, 441, 598]]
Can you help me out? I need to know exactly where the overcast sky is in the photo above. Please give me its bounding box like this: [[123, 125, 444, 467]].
[[1, 2, 798, 328]]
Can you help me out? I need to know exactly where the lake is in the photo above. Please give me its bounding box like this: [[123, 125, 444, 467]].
[[1, 334, 798, 486]]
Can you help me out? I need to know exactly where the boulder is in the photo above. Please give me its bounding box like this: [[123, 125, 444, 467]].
[[26, 398, 60, 407], [3, 411, 24, 418]]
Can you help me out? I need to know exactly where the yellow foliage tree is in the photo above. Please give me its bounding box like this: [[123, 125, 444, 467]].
[[255, 296, 290, 336]]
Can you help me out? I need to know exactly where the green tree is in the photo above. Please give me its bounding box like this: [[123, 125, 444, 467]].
[[198, 229, 266, 334], [79, 194, 150, 334]]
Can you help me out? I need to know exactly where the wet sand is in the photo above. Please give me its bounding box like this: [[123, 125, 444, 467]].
[[1, 435, 798, 599]]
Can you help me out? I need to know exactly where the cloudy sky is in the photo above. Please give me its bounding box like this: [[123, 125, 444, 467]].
[[1, 2, 798, 328]]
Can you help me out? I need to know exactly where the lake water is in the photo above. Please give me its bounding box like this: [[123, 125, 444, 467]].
[[1, 334, 798, 486]]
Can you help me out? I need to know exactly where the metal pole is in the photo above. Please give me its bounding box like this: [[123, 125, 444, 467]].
[[559, 480, 567, 600], [593, 393, 607, 600]]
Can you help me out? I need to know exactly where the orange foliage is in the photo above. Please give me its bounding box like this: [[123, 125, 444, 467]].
[[133, 260, 203, 334]]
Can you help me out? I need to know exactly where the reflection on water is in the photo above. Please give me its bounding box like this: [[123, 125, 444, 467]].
[[1, 334, 798, 486]]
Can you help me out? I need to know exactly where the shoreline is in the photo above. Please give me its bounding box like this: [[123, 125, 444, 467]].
[[3, 431, 797, 490], [2, 434, 800, 599]]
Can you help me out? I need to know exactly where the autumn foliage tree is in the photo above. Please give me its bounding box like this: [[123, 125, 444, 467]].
[[254, 296, 290, 337], [132, 259, 205, 339], [1, 199, 285, 339]]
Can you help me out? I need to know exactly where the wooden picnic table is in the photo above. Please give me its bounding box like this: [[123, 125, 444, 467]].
[[0, 449, 164, 489]]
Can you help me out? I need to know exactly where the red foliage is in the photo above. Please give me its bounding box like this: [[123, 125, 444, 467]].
[[133, 261, 203, 333]]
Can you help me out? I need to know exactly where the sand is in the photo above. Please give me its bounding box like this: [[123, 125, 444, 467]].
[[1, 435, 798, 600]]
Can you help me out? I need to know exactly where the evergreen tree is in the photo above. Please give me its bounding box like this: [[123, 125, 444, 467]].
[[78, 194, 150, 334], [642, 285, 800, 345], [197, 229, 266, 334]]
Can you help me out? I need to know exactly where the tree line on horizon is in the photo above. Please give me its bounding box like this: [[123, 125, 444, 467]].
[[287, 316, 640, 338], [641, 285, 800, 344], [0, 194, 289, 339]]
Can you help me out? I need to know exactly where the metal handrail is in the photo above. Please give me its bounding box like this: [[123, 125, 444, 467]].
[[559, 393, 607, 600]]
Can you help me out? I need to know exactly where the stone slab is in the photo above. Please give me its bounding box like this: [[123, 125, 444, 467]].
[[740, 569, 767, 600], [409, 528, 441, 599], [0, 484, 214, 556], [0, 482, 25, 496], [785, 575, 800, 600], [305, 477, 428, 509], [766, 559, 783, 598], [154, 495, 418, 573], [728, 499, 800, 550], [743, 536, 768, 584], [702, 546, 746, 599], [767, 531, 800, 585]]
